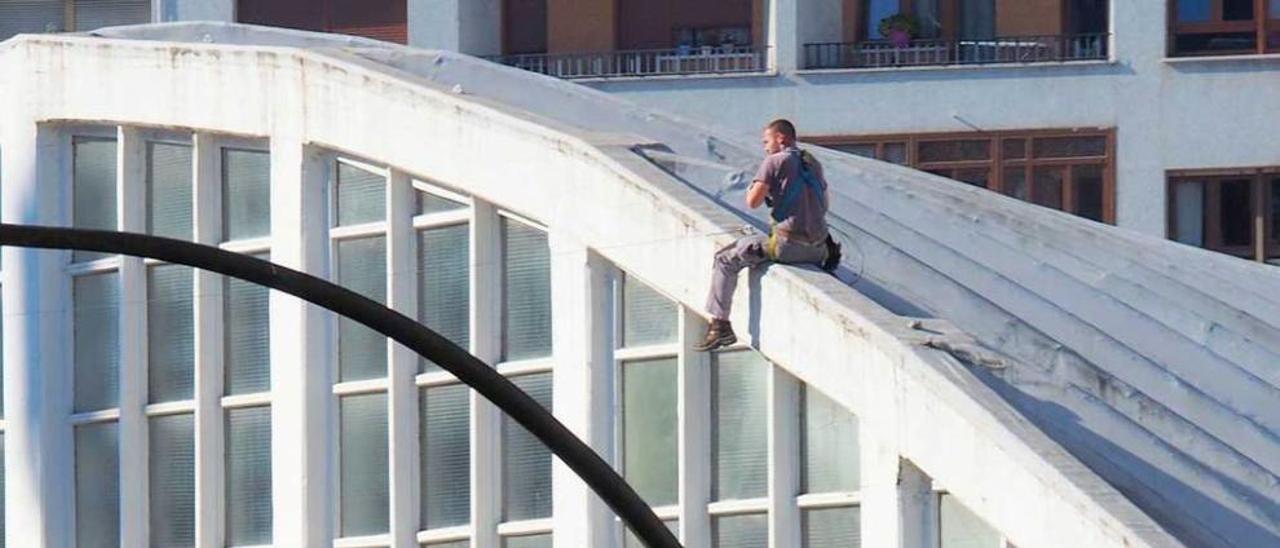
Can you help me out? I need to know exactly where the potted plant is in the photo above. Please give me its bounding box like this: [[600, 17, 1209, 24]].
[[878, 13, 919, 47]]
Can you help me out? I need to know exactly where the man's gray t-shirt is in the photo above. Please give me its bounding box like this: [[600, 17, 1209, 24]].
[[754, 147, 829, 242]]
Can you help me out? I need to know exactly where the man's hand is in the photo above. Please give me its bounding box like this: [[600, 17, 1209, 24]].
[[746, 180, 769, 209]]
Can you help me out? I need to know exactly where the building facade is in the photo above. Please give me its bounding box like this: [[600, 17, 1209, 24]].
[[1, 2, 1277, 265], [1, 10, 1278, 548]]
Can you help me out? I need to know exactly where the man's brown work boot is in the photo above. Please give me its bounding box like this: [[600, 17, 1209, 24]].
[[695, 319, 737, 351]]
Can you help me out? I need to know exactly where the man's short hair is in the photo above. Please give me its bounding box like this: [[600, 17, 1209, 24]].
[[766, 119, 797, 140]]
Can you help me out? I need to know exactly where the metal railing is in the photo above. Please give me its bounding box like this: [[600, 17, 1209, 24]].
[[803, 33, 1109, 70], [488, 45, 767, 79]]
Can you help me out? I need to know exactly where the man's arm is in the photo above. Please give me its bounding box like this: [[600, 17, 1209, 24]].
[[746, 180, 769, 209]]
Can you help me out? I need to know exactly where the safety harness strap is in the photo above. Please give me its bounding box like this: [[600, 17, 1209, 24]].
[[770, 150, 826, 223]]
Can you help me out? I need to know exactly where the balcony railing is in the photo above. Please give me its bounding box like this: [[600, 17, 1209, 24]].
[[803, 33, 1109, 70], [488, 45, 767, 79]]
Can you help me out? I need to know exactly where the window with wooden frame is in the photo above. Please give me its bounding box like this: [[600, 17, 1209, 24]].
[[1169, 0, 1280, 55], [811, 129, 1115, 223], [236, 0, 408, 44], [1167, 169, 1279, 264]]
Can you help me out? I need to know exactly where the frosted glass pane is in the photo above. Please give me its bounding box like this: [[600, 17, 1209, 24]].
[[226, 406, 273, 545], [424, 542, 470, 548], [73, 137, 117, 262], [501, 220, 551, 361], [148, 264, 194, 403], [222, 148, 271, 241], [802, 386, 860, 494], [420, 384, 471, 530], [75, 272, 119, 412], [73, 0, 149, 30], [417, 190, 467, 215], [503, 534, 553, 548], [225, 253, 271, 395], [341, 393, 389, 536], [502, 373, 553, 521], [418, 225, 470, 373], [336, 161, 385, 225], [0, 433, 5, 547], [1173, 181, 1205, 247], [337, 236, 387, 381], [624, 519, 679, 548], [0, 293, 4, 417], [941, 494, 1002, 548], [622, 274, 677, 347], [714, 513, 767, 548], [713, 352, 768, 500], [149, 414, 195, 547], [804, 506, 861, 548], [146, 142, 193, 241], [76, 422, 120, 548], [623, 358, 678, 506]]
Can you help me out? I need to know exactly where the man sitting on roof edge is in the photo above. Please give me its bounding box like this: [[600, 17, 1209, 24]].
[[697, 118, 842, 351]]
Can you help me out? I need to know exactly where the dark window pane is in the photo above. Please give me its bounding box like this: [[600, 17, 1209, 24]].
[[1220, 179, 1254, 247], [883, 142, 908, 165], [832, 144, 876, 158], [503, 0, 548, 54], [1270, 178, 1279, 241], [918, 140, 990, 162], [1032, 136, 1106, 159], [1177, 0, 1211, 22], [1002, 139, 1026, 159], [1224, 0, 1254, 20], [236, 0, 325, 31], [1073, 165, 1106, 222], [1175, 32, 1257, 53], [1003, 168, 1029, 201], [1033, 167, 1066, 210], [953, 168, 990, 189]]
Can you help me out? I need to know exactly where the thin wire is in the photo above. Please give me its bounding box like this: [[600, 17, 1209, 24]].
[[0, 222, 869, 314]]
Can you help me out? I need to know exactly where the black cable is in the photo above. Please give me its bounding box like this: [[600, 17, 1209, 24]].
[[0, 224, 681, 548]]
